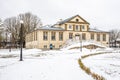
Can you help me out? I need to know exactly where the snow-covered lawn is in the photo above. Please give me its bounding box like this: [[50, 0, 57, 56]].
[[0, 47, 119, 80], [0, 49, 94, 80], [83, 52, 120, 80]]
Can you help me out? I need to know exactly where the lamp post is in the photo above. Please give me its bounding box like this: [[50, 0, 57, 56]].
[[20, 20, 24, 61]]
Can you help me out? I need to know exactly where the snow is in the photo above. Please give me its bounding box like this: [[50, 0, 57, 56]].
[[61, 40, 106, 50], [0, 49, 94, 80], [83, 53, 120, 80], [0, 41, 119, 80]]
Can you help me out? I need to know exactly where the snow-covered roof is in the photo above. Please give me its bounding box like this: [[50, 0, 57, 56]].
[[89, 28, 109, 33], [38, 25, 65, 31]]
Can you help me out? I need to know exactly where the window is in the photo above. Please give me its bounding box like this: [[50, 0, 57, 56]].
[[82, 25, 85, 29], [91, 33, 94, 40], [32, 33, 33, 41], [33, 32, 35, 41], [69, 25, 72, 29], [103, 34, 106, 41], [97, 34, 100, 41], [43, 32, 48, 40], [44, 45, 47, 48], [76, 19, 79, 22], [52, 45, 55, 48], [59, 45, 62, 48], [76, 25, 79, 31], [82, 33, 86, 40], [69, 33, 73, 39], [36, 32, 37, 40], [51, 32, 56, 40], [59, 32, 63, 41], [34, 32, 37, 41]]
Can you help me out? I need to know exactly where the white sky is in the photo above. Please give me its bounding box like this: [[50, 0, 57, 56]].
[[0, 0, 120, 31]]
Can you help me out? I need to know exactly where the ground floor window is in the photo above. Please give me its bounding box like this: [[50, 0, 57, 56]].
[[82, 33, 86, 40], [51, 32, 56, 40], [59, 32, 63, 41], [97, 34, 100, 41], [59, 45, 62, 48], [69, 33, 73, 39], [44, 45, 47, 48], [103, 34, 106, 41], [91, 33, 94, 40], [43, 32, 48, 40], [52, 45, 55, 49]]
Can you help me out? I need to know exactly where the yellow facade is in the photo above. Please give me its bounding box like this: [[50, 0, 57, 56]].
[[25, 15, 109, 49]]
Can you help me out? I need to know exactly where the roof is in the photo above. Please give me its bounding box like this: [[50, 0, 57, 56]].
[[89, 28, 109, 33], [38, 25, 65, 31], [58, 15, 89, 25]]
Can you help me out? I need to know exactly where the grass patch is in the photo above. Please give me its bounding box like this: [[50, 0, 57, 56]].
[[0, 55, 17, 58]]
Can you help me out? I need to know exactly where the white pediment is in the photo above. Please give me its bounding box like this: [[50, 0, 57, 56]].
[[70, 16, 85, 22]]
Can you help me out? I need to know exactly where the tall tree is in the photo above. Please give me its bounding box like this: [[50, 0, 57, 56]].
[[0, 18, 5, 48], [18, 12, 42, 33], [4, 12, 42, 48], [109, 29, 120, 47], [18, 12, 42, 47], [4, 17, 20, 47]]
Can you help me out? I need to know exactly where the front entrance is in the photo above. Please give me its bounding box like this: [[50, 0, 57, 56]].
[[75, 34, 80, 41], [50, 44, 53, 50]]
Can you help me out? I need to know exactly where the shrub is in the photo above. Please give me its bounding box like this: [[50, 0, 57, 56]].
[[78, 58, 105, 80], [91, 72, 105, 80], [0, 55, 17, 58]]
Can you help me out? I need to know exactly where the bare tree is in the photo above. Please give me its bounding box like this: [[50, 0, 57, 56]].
[[18, 12, 42, 33], [0, 18, 5, 48], [4, 17, 20, 48], [4, 12, 42, 48], [18, 12, 42, 47], [109, 29, 120, 47]]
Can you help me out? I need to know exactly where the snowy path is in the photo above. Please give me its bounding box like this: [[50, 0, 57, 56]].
[[0, 53, 93, 80]]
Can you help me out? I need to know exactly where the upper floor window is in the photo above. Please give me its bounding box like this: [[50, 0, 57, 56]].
[[82, 25, 85, 29], [51, 32, 56, 40], [97, 34, 100, 41], [59, 32, 63, 41], [69, 33, 73, 39], [103, 34, 106, 41], [69, 25, 72, 29], [76, 19, 79, 22], [76, 25, 79, 31], [43, 32, 48, 40]]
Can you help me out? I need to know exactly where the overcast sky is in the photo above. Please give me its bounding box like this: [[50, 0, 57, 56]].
[[0, 0, 120, 31]]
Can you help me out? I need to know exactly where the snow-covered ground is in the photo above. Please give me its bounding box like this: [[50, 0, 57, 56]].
[[61, 40, 106, 50], [0, 41, 119, 80], [0, 49, 94, 80], [83, 52, 120, 80]]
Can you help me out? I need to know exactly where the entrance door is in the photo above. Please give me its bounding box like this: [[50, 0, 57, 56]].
[[75, 34, 80, 42]]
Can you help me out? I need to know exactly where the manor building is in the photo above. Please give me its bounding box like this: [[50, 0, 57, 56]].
[[25, 15, 109, 49]]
